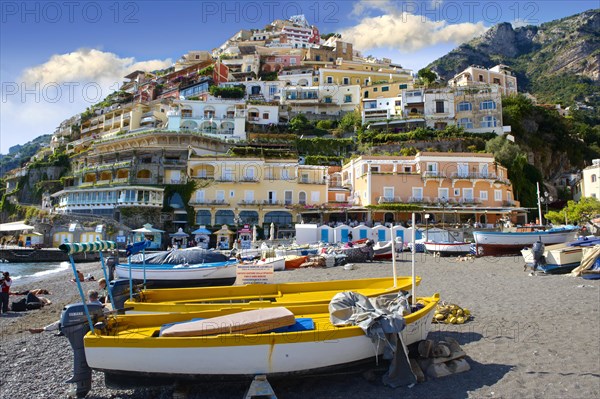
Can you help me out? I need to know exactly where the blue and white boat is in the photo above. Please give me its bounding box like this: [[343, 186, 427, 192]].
[[473, 225, 579, 256], [115, 245, 238, 287]]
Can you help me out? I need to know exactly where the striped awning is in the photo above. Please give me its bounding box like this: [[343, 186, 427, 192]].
[[59, 240, 117, 255]]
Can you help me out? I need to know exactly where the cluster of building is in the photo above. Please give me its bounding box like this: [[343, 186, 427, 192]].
[[7, 15, 597, 237]]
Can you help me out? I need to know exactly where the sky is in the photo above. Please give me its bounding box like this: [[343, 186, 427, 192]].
[[0, 0, 596, 154]]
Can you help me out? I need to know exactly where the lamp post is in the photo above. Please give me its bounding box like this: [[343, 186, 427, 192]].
[[424, 214, 430, 242], [540, 192, 553, 225]]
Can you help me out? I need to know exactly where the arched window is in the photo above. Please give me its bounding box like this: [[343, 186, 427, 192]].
[[457, 102, 472, 112], [264, 211, 292, 227], [215, 210, 234, 225], [298, 191, 307, 205], [592, 174, 597, 182], [480, 100, 497, 110], [239, 211, 259, 225], [195, 210, 211, 225]]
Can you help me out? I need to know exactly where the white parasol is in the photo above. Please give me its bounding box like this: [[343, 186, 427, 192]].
[[252, 225, 257, 242], [270, 222, 275, 241]]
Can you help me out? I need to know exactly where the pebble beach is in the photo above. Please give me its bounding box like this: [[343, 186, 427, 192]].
[[1, 254, 598, 399]]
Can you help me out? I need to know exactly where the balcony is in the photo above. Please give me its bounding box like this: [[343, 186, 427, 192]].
[[422, 171, 446, 179], [238, 200, 259, 205], [407, 196, 432, 204], [458, 197, 482, 205], [262, 200, 282, 206], [239, 177, 259, 182], [377, 196, 404, 204], [298, 179, 326, 185]]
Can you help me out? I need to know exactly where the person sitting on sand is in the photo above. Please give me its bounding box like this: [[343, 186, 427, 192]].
[[70, 270, 85, 283], [28, 290, 102, 334]]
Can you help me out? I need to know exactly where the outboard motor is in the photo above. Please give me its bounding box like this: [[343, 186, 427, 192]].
[[531, 239, 546, 272], [109, 279, 134, 310], [60, 303, 104, 398], [106, 255, 118, 281]]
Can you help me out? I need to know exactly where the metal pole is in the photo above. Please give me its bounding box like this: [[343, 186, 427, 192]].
[[98, 252, 115, 310], [411, 212, 416, 306], [68, 255, 94, 333], [536, 182, 543, 225], [128, 254, 133, 302], [391, 224, 397, 288]]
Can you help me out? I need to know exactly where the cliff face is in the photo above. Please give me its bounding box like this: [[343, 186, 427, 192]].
[[428, 9, 600, 99]]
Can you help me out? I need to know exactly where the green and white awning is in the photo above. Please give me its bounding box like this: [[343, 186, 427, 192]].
[[59, 240, 117, 255]]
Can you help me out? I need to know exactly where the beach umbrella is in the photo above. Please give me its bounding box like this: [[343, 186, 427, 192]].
[[270, 223, 275, 241], [252, 225, 257, 242]]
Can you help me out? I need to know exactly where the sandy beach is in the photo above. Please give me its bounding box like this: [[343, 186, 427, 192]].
[[1, 253, 598, 399]]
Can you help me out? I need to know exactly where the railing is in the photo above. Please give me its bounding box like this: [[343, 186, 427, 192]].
[[377, 196, 404, 204], [298, 179, 326, 185], [503, 200, 516, 206], [262, 200, 282, 206], [239, 177, 259, 182], [238, 200, 259, 205], [422, 171, 446, 178], [407, 196, 432, 203]]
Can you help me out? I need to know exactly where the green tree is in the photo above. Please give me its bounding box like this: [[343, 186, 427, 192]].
[[545, 197, 600, 225], [289, 115, 310, 133], [417, 68, 437, 86], [339, 111, 361, 132]]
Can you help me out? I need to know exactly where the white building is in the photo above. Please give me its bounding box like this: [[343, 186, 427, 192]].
[[575, 160, 600, 201], [281, 84, 360, 116], [450, 64, 518, 96]]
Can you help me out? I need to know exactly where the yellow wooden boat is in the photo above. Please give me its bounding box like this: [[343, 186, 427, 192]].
[[125, 276, 421, 313], [79, 294, 439, 386]]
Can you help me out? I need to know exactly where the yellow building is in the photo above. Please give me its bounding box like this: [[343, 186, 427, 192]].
[[188, 156, 328, 229], [318, 63, 413, 88], [342, 152, 524, 225]]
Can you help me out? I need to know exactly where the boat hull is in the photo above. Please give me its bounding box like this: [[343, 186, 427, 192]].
[[85, 296, 438, 383], [474, 228, 578, 256], [424, 242, 471, 256], [127, 276, 421, 313], [114, 260, 238, 288]]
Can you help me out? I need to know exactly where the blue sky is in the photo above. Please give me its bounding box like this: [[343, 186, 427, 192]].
[[0, 1, 596, 154]]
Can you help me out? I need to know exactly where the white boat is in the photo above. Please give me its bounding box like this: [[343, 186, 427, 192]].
[[255, 256, 285, 271], [115, 247, 238, 287], [473, 225, 579, 256], [424, 241, 472, 256], [521, 236, 600, 274]]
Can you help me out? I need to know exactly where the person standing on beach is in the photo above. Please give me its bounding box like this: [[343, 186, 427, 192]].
[[0, 271, 12, 314]]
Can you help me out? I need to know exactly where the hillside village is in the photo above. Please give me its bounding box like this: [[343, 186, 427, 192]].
[[1, 13, 599, 247]]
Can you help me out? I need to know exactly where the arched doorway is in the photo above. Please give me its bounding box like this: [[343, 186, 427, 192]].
[[264, 211, 292, 227], [384, 212, 394, 224], [239, 211, 259, 225], [215, 210, 234, 225]]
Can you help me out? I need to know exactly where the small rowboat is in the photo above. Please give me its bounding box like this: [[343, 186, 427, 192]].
[[424, 241, 472, 256], [126, 276, 421, 313], [284, 255, 307, 269]]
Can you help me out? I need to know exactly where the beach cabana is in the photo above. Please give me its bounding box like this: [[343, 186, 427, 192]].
[[392, 225, 408, 242], [372, 225, 390, 243], [79, 231, 102, 243], [237, 225, 252, 249], [132, 224, 164, 250], [191, 226, 211, 249], [214, 225, 234, 250], [353, 225, 371, 240], [169, 228, 189, 249], [19, 232, 43, 247], [334, 225, 352, 243], [295, 224, 318, 245], [317, 225, 334, 244]]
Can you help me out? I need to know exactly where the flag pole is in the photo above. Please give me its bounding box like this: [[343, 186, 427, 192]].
[[391, 224, 397, 288], [411, 212, 416, 306]]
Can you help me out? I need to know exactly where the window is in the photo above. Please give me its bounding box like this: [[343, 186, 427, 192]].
[[268, 191, 276, 204], [382, 86, 389, 92], [463, 188, 474, 201], [435, 101, 445, 113], [364, 91, 369, 98], [311, 191, 320, 203], [195, 210, 211, 225], [222, 167, 234, 181], [453, 188, 460, 196], [480, 191, 488, 200], [480, 100, 497, 110], [245, 167, 255, 180], [399, 84, 408, 89], [262, 113, 269, 119], [373, 88, 378, 92], [438, 188, 449, 200], [326, 76, 333, 84], [299, 191, 307, 205], [480, 163, 489, 177], [457, 163, 469, 177], [383, 187, 394, 199], [323, 96, 332, 103], [335, 193, 346, 202], [343, 77, 349, 85], [478, 75, 484, 82], [370, 165, 379, 173], [216, 190, 225, 202], [404, 166, 411, 173], [457, 102, 472, 112], [592, 174, 597, 182], [494, 190, 502, 201], [412, 187, 423, 200], [481, 116, 497, 128], [284, 191, 293, 205], [195, 190, 205, 203], [229, 190, 235, 198], [244, 190, 254, 202], [458, 118, 473, 129], [281, 168, 290, 180], [426, 163, 438, 176], [344, 95, 352, 103]]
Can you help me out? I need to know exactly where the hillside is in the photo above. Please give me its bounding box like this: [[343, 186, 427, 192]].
[[428, 9, 600, 106], [0, 135, 52, 176]]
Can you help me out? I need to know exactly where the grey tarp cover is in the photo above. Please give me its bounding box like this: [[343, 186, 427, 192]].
[[129, 248, 229, 265], [329, 291, 417, 387]]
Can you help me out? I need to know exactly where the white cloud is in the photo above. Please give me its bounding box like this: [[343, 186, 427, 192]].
[[341, 12, 488, 52], [21, 48, 172, 86], [1, 49, 172, 154], [350, 0, 396, 17]]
